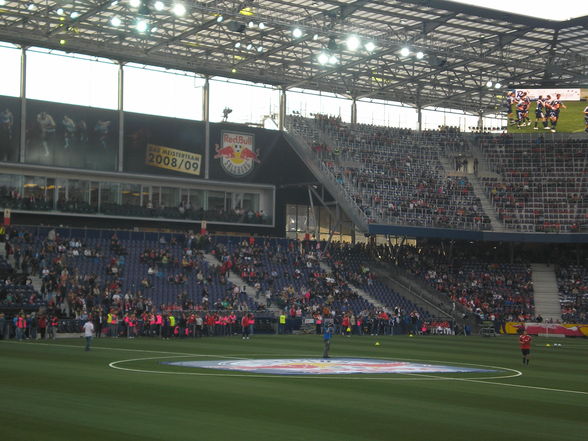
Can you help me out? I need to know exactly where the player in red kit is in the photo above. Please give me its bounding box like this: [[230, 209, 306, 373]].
[[519, 329, 532, 366]]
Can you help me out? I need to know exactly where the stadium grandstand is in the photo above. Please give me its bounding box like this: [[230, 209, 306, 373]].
[[0, 1, 587, 440]]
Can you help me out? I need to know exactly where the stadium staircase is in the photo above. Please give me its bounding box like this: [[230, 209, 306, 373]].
[[468, 176, 506, 232], [371, 262, 461, 321], [530, 263, 562, 322], [201, 252, 280, 313], [283, 119, 369, 232], [317, 260, 389, 312], [438, 154, 505, 232]]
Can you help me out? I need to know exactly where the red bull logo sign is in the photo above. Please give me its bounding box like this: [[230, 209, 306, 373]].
[[214, 131, 259, 177]]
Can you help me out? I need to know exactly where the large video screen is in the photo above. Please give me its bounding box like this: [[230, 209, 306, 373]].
[[505, 88, 587, 134]]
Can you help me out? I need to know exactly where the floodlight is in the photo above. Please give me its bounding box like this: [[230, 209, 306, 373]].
[[329, 55, 338, 64], [364, 41, 375, 52], [172, 3, 186, 16], [257, 46, 263, 52], [235, 42, 241, 48], [486, 80, 493, 88], [110, 16, 122, 26], [259, 22, 266, 30], [318, 52, 329, 65], [400, 47, 410, 57], [346, 35, 360, 51], [150, 26, 158, 32], [416, 51, 424, 59], [216, 15, 224, 22], [313, 34, 319, 41], [494, 82, 502, 89], [154, 1, 164, 11], [27, 3, 37, 11], [292, 28, 303, 38], [129, 0, 141, 7], [56, 8, 64, 15], [248, 21, 255, 28], [136, 19, 148, 33]]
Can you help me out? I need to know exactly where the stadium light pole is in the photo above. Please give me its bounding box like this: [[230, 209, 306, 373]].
[[117, 61, 125, 172], [19, 46, 27, 164], [203, 76, 210, 179], [351, 98, 357, 125], [279, 87, 287, 131]]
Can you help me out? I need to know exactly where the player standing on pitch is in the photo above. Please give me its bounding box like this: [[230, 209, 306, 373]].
[[519, 329, 532, 366], [584, 104, 588, 133]]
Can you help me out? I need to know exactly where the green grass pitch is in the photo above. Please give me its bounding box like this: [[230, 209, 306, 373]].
[[1, 335, 587, 441], [507, 100, 587, 134]]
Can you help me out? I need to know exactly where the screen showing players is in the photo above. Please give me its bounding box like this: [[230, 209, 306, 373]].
[[505, 88, 588, 133]]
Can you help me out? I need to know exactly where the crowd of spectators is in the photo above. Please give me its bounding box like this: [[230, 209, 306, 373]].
[[287, 114, 490, 230], [478, 136, 588, 232], [555, 265, 588, 323]]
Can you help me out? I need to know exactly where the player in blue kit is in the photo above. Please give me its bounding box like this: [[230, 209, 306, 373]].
[[533, 95, 546, 130], [548, 94, 566, 133]]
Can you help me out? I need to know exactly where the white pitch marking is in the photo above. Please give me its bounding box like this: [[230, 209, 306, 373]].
[[108, 355, 520, 381], [108, 356, 453, 380]]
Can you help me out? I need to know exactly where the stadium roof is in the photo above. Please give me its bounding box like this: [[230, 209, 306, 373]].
[[1, 0, 587, 115]]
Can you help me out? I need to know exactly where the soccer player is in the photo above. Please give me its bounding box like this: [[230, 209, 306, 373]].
[[0, 107, 13, 161], [534, 95, 546, 130], [548, 93, 566, 133], [37, 111, 56, 156], [506, 91, 516, 126], [62, 114, 76, 149], [521, 92, 531, 126], [519, 328, 532, 366], [322, 321, 334, 358], [543, 95, 553, 130], [94, 119, 111, 149], [584, 104, 588, 133]]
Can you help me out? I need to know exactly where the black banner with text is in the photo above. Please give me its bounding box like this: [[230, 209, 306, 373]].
[[123, 112, 205, 178]]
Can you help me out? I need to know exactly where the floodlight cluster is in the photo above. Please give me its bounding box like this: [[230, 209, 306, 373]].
[[486, 80, 502, 89], [399, 46, 425, 59]]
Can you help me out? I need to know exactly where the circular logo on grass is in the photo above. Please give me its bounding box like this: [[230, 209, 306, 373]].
[[161, 358, 495, 375]]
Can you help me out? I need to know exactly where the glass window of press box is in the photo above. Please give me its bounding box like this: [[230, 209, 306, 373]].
[[0, 173, 271, 224], [285, 204, 352, 242]]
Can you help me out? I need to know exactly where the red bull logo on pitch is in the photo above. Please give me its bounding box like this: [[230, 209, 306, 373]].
[[215, 131, 259, 177]]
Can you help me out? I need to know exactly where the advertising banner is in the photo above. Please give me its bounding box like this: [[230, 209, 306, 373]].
[[145, 144, 202, 176], [504, 322, 588, 337], [208, 123, 315, 185], [124, 112, 205, 178], [25, 99, 118, 170], [0, 94, 21, 163]]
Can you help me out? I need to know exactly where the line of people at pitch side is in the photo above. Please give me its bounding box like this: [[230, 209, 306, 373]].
[[88, 309, 257, 339], [0, 311, 59, 340]]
